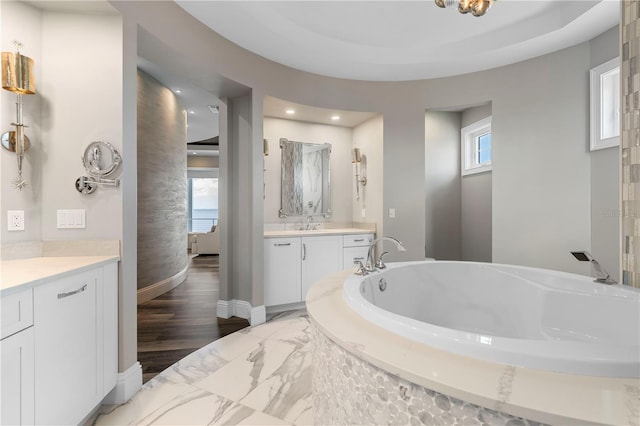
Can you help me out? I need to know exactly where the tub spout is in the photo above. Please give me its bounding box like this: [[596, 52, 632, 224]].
[[570, 251, 617, 285], [366, 236, 406, 273]]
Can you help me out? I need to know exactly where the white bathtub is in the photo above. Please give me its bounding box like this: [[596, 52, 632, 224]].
[[343, 261, 640, 378]]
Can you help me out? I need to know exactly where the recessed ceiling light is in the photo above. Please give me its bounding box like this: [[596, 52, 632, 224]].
[[331, 115, 340, 121], [285, 109, 295, 115], [175, 89, 182, 94], [193, 152, 198, 155], [189, 110, 195, 114]]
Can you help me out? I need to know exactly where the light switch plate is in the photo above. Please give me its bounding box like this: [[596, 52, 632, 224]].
[[57, 209, 86, 229], [389, 208, 396, 219], [7, 210, 25, 231]]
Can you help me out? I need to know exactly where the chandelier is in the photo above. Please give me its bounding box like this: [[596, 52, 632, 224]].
[[434, 0, 494, 17]]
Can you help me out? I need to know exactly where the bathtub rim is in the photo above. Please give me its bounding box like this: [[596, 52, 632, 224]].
[[343, 260, 640, 379], [306, 267, 639, 426]]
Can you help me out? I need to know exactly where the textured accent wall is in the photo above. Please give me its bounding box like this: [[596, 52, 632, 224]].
[[312, 326, 545, 426], [137, 70, 188, 290], [622, 1, 640, 288]]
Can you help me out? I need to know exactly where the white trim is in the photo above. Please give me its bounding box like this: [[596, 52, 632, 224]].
[[461, 116, 492, 176], [251, 305, 266, 326], [102, 362, 142, 405], [590, 57, 620, 151], [216, 299, 266, 326], [136, 265, 188, 304], [217, 300, 230, 318]]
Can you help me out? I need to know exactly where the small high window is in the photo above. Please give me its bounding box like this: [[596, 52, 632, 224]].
[[461, 116, 492, 176], [590, 57, 620, 151]]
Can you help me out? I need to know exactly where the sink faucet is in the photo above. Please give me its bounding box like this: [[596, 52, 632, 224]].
[[305, 215, 313, 230], [356, 236, 406, 275], [570, 251, 617, 285]]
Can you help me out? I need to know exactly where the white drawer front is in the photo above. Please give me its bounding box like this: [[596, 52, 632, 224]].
[[343, 246, 369, 270], [1, 289, 33, 340], [343, 233, 374, 248]]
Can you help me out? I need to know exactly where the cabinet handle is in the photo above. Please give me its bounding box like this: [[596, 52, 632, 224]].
[[274, 243, 291, 247], [353, 238, 365, 242], [57, 284, 88, 299], [302, 243, 306, 261]]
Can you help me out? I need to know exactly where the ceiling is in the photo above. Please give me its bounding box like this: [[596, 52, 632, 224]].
[[176, 0, 619, 82], [264, 96, 378, 128]]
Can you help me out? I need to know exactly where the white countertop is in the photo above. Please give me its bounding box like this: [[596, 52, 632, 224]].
[[264, 228, 373, 238], [306, 270, 640, 426], [1, 256, 119, 294]]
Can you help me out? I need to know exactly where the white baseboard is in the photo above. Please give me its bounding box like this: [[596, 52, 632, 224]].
[[137, 265, 188, 304], [217, 300, 266, 326], [217, 300, 230, 318], [102, 361, 142, 404]]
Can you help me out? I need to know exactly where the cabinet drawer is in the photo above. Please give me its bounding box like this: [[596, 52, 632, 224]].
[[343, 246, 369, 270], [1, 289, 33, 340], [343, 233, 374, 248]]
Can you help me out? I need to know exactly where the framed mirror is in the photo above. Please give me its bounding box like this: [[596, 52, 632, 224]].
[[279, 138, 332, 218]]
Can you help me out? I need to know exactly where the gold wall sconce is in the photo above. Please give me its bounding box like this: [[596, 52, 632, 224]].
[[1, 41, 35, 190], [352, 148, 367, 201]]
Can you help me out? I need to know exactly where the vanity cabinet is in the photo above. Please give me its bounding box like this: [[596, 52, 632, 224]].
[[301, 236, 343, 299], [1, 289, 35, 425], [34, 262, 118, 425], [264, 237, 301, 306], [0, 258, 118, 426], [264, 231, 374, 307]]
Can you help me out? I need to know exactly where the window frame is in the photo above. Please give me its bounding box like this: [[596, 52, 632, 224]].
[[590, 57, 620, 151], [461, 116, 492, 176]]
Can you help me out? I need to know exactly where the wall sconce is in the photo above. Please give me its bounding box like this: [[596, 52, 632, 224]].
[[1, 41, 35, 190], [352, 148, 367, 201]]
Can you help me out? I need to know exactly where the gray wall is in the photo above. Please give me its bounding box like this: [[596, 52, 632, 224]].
[[589, 25, 620, 282], [424, 111, 461, 260], [137, 70, 187, 289], [461, 104, 492, 262]]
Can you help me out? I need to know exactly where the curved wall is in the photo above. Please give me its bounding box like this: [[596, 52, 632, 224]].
[[137, 69, 188, 292]]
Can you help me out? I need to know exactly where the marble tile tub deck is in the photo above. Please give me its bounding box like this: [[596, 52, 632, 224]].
[[95, 310, 313, 426]]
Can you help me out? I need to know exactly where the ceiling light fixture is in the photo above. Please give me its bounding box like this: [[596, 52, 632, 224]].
[[189, 110, 195, 114], [175, 89, 182, 93], [285, 109, 295, 115], [331, 115, 340, 121], [434, 0, 494, 17]]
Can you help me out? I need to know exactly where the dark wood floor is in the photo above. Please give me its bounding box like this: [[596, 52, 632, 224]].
[[137, 254, 250, 383]]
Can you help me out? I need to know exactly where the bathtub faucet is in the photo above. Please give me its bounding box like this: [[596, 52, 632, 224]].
[[359, 236, 406, 274], [570, 251, 617, 285]]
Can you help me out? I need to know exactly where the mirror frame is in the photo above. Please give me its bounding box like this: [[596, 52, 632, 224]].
[[279, 138, 332, 218]]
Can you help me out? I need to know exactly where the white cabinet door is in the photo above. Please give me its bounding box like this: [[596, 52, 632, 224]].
[[34, 268, 99, 426], [0, 327, 34, 425], [264, 238, 301, 306], [343, 246, 370, 271], [301, 236, 343, 300]]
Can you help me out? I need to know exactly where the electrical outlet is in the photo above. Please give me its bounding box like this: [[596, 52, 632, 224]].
[[389, 208, 396, 219], [7, 210, 25, 231]]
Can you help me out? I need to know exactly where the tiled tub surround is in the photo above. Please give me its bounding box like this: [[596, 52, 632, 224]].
[[307, 270, 640, 426], [312, 327, 546, 426]]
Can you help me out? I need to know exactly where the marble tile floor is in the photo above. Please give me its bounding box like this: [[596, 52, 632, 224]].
[[95, 310, 313, 426]]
